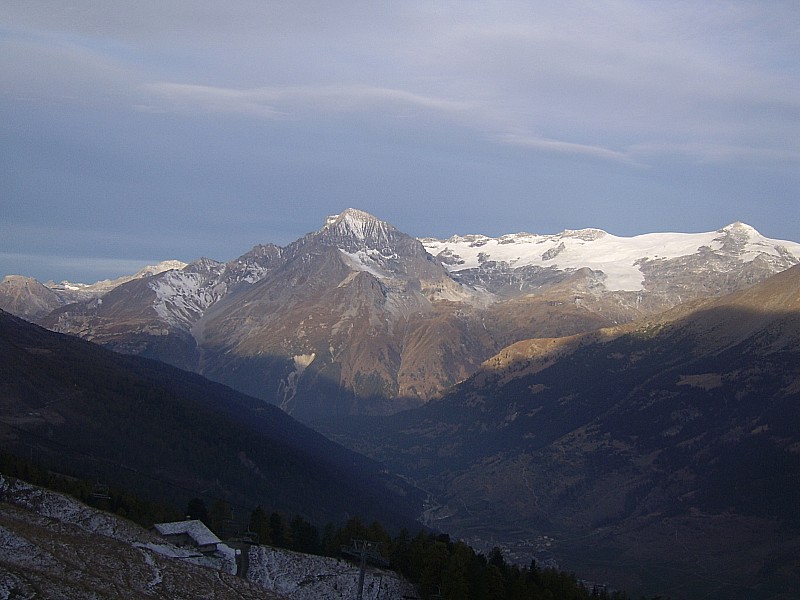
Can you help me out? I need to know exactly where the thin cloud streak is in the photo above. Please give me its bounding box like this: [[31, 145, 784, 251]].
[[496, 133, 639, 166], [139, 82, 476, 118], [140, 82, 643, 164]]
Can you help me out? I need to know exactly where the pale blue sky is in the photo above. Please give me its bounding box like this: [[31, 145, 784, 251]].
[[2, 1, 799, 282]]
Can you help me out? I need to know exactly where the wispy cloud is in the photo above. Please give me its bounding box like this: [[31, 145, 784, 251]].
[[138, 83, 285, 118], [140, 81, 646, 163], [138, 82, 476, 119], [496, 132, 639, 165]]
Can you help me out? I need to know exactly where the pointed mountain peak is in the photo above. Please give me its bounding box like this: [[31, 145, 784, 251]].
[[321, 208, 398, 248], [132, 260, 188, 278], [325, 207, 377, 224], [713, 221, 774, 255], [720, 221, 759, 236], [325, 207, 389, 230]]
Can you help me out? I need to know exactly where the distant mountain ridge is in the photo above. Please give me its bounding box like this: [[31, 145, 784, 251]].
[[4, 211, 800, 599], [2, 210, 799, 420], [0, 260, 187, 320], [423, 220, 799, 297]]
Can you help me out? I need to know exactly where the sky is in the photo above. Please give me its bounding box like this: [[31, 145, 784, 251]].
[[2, 1, 799, 283]]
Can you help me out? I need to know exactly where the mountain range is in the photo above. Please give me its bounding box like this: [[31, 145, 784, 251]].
[[2, 210, 798, 423]]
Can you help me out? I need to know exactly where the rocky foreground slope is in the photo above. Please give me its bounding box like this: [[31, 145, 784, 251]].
[[0, 476, 416, 599], [0, 476, 276, 599]]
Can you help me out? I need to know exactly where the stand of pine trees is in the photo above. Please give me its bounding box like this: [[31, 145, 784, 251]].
[[240, 508, 645, 600], [0, 452, 657, 600]]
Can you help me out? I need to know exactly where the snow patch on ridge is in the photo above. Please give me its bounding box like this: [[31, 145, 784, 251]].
[[58, 260, 188, 293], [279, 353, 316, 412], [339, 249, 394, 280], [150, 269, 225, 328], [422, 223, 800, 292]]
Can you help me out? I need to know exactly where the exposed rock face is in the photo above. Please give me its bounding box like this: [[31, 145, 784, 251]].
[[12, 211, 800, 420], [0, 275, 63, 320], [0, 261, 189, 320], [0, 478, 279, 600], [195, 209, 479, 418]]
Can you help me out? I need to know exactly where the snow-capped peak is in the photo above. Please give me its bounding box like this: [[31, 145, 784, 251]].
[[323, 208, 394, 246], [132, 260, 188, 279], [722, 221, 757, 235], [53, 260, 188, 293], [422, 222, 800, 292], [325, 207, 377, 225]]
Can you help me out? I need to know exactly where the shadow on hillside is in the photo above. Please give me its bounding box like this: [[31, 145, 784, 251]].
[[0, 310, 427, 535]]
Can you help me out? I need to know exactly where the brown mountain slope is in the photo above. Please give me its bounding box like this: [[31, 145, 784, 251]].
[[196, 216, 622, 419], [0, 275, 64, 320], [331, 265, 800, 600], [44, 275, 200, 371]]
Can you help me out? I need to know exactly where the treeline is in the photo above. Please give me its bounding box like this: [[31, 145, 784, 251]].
[[191, 497, 648, 600], [0, 452, 659, 600], [0, 450, 179, 525], [352, 524, 639, 600]]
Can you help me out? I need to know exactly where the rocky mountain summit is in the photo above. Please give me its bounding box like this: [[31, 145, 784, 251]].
[[4, 210, 799, 421]]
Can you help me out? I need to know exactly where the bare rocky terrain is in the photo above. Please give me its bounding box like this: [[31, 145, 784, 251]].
[[0, 476, 417, 600], [0, 476, 280, 599]]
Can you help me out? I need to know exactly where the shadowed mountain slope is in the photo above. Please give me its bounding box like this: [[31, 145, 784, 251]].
[[327, 265, 800, 600], [0, 309, 424, 532]]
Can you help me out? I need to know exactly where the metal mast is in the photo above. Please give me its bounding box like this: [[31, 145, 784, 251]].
[[341, 539, 388, 600]]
